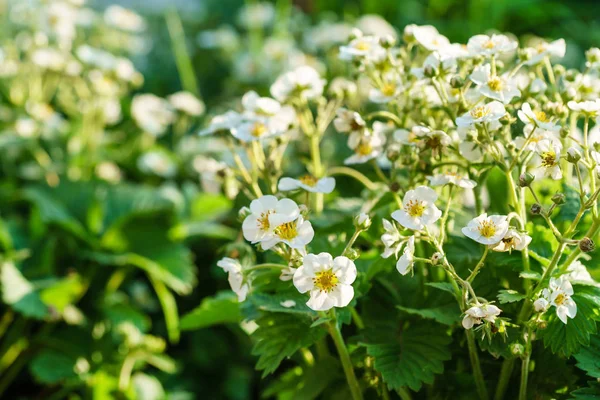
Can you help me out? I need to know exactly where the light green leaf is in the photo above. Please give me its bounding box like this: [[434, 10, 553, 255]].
[[40, 274, 85, 312], [191, 193, 232, 221], [180, 292, 242, 331], [149, 276, 180, 344], [497, 289, 526, 304], [1, 261, 48, 319]]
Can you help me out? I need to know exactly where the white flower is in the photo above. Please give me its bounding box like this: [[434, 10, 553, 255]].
[[231, 112, 293, 142], [369, 78, 403, 103], [344, 126, 387, 165], [391, 186, 442, 230], [334, 108, 366, 133], [544, 276, 578, 324], [31, 48, 65, 71], [381, 219, 403, 259], [536, 140, 563, 180], [524, 38, 566, 65], [456, 101, 506, 127], [517, 103, 558, 131], [270, 66, 325, 102], [279, 266, 297, 281], [567, 261, 595, 284], [293, 253, 357, 311], [137, 151, 177, 178], [393, 125, 430, 146], [217, 258, 249, 302], [396, 236, 415, 275], [490, 228, 532, 252], [131, 94, 175, 136], [242, 196, 300, 245], [411, 52, 457, 80], [278, 176, 336, 194], [469, 64, 520, 104], [427, 172, 477, 189], [513, 124, 561, 153], [462, 304, 502, 329], [168, 91, 205, 116], [241, 91, 282, 116], [462, 213, 509, 245], [533, 297, 550, 313], [262, 216, 314, 250], [104, 5, 146, 32], [568, 99, 600, 116], [339, 35, 386, 63], [237, 2, 275, 29], [198, 111, 243, 136], [467, 34, 517, 56], [409, 25, 450, 51]]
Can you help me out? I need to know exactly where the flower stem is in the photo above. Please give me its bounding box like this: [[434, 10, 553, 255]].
[[327, 320, 363, 400], [328, 166, 378, 190], [310, 134, 324, 214], [518, 328, 532, 400], [494, 357, 514, 400], [467, 246, 489, 283], [466, 329, 489, 400]]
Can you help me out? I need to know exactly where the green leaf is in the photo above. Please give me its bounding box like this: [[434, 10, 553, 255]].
[[169, 222, 236, 240], [251, 313, 327, 377], [362, 314, 451, 392], [191, 193, 232, 221], [30, 349, 78, 384], [574, 334, 600, 378], [104, 300, 151, 333], [396, 303, 460, 325], [426, 282, 456, 295], [571, 381, 600, 399], [1, 261, 48, 319], [40, 274, 85, 312], [180, 292, 242, 331], [149, 276, 180, 344], [247, 292, 315, 316], [539, 287, 600, 357], [497, 289, 526, 304]]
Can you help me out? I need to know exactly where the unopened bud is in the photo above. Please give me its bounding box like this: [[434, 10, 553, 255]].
[[586, 48, 600, 65], [450, 75, 464, 88], [551, 193, 566, 205], [389, 181, 401, 193], [519, 173, 535, 187], [380, 35, 396, 48], [299, 204, 309, 216], [510, 343, 525, 356], [238, 206, 251, 222], [423, 65, 437, 78], [559, 126, 570, 139], [579, 237, 595, 253], [386, 144, 401, 161], [530, 203, 542, 215], [537, 320, 548, 330], [518, 48, 532, 62], [354, 213, 372, 230], [343, 247, 360, 260], [431, 252, 443, 265], [566, 147, 582, 163]]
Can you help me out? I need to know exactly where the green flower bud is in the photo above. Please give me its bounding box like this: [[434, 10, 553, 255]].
[[343, 247, 360, 260], [519, 173, 535, 187], [579, 237, 595, 253], [354, 213, 372, 230], [551, 193, 566, 205], [530, 203, 542, 215]]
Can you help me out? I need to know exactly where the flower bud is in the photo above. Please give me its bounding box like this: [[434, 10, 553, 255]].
[[386, 144, 401, 161], [299, 204, 309, 217], [533, 298, 549, 313], [537, 320, 548, 330], [354, 213, 372, 230], [586, 48, 600, 65], [450, 75, 464, 88], [566, 147, 582, 163], [424, 65, 437, 78], [530, 203, 542, 215], [559, 126, 570, 139], [238, 206, 251, 222], [551, 193, 566, 205], [518, 48, 532, 62], [431, 252, 443, 265], [380, 35, 396, 48], [389, 181, 401, 193], [579, 237, 595, 253], [519, 172, 535, 187], [510, 343, 525, 356], [343, 247, 360, 260]]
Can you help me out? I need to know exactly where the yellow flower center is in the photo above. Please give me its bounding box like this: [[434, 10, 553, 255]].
[[381, 83, 397, 97], [478, 220, 497, 238], [405, 200, 426, 217], [536, 43, 548, 54], [355, 41, 370, 51], [535, 111, 549, 122], [554, 293, 566, 306], [313, 269, 339, 292], [483, 40, 496, 49], [541, 151, 556, 167], [470, 106, 491, 119], [274, 221, 298, 240], [299, 175, 318, 187], [251, 122, 268, 137], [501, 236, 516, 248], [488, 77, 504, 92], [356, 142, 373, 156], [257, 211, 272, 231]]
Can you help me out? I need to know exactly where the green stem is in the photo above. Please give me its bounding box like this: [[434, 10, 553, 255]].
[[466, 330, 489, 400], [467, 246, 489, 283], [518, 333, 531, 400], [397, 387, 413, 400], [494, 357, 514, 400], [327, 321, 363, 400], [165, 8, 200, 96], [245, 263, 288, 272], [310, 134, 324, 214], [328, 166, 378, 191]]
